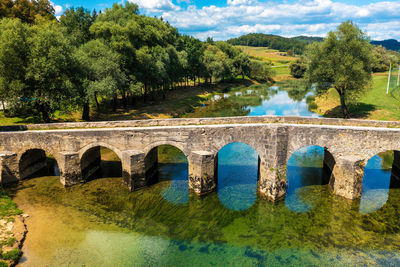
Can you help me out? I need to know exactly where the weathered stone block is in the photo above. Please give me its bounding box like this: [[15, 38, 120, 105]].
[[122, 150, 146, 191], [189, 151, 217, 195], [329, 156, 366, 199], [0, 151, 18, 184], [58, 152, 82, 186], [258, 167, 287, 201]]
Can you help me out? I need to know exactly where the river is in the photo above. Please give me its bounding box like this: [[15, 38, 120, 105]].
[[8, 81, 400, 266]]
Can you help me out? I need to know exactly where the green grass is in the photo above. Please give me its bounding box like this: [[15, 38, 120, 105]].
[[1, 248, 21, 261], [314, 73, 400, 121], [0, 191, 22, 219]]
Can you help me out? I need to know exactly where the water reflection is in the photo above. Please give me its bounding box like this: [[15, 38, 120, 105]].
[[360, 154, 392, 213], [217, 143, 258, 211], [159, 163, 189, 205], [286, 146, 325, 213], [248, 90, 318, 117]]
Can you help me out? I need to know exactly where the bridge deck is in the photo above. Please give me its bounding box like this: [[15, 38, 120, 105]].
[[1, 115, 400, 131]]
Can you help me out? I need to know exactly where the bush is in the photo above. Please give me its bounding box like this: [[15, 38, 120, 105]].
[[0, 260, 7, 267], [290, 58, 307, 78], [2, 248, 21, 261]]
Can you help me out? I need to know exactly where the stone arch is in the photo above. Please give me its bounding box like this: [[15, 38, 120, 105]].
[[143, 141, 189, 158], [144, 143, 189, 186], [212, 139, 263, 159], [19, 148, 59, 180], [79, 143, 123, 181], [78, 142, 123, 160], [17, 144, 60, 165]]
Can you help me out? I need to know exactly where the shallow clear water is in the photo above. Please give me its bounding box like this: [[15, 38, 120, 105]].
[[9, 82, 400, 266]]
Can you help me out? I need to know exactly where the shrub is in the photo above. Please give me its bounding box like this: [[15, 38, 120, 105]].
[[2, 248, 21, 261]]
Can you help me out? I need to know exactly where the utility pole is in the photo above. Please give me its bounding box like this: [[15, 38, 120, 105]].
[[387, 62, 392, 95], [397, 62, 400, 87]]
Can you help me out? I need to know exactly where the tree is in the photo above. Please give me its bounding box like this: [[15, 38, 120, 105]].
[[25, 21, 74, 122], [76, 39, 125, 119], [305, 21, 374, 119], [290, 56, 307, 78], [60, 7, 96, 47], [249, 61, 274, 82], [0, 18, 29, 113]]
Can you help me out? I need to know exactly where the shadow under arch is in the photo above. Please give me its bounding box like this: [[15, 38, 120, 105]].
[[80, 145, 122, 182], [216, 142, 260, 211], [359, 150, 400, 214], [18, 148, 59, 181], [145, 144, 189, 205], [285, 145, 335, 213]]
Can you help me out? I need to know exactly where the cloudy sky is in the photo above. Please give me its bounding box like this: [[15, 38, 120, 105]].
[[52, 0, 400, 41]]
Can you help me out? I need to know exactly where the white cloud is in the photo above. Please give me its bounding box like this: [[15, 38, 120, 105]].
[[227, 0, 256, 6], [130, 0, 179, 12], [50, 1, 63, 15], [156, 0, 400, 40]]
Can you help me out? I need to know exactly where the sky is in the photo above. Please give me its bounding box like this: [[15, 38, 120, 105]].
[[51, 0, 400, 41]]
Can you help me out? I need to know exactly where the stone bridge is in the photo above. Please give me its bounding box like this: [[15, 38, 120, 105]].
[[1, 115, 400, 202]]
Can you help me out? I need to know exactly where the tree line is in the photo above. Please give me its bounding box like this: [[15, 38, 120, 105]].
[[227, 33, 323, 55], [0, 2, 273, 122]]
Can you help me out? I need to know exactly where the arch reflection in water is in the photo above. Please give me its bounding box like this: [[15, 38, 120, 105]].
[[360, 151, 400, 213], [286, 146, 329, 213], [217, 142, 258, 211], [155, 145, 189, 205]]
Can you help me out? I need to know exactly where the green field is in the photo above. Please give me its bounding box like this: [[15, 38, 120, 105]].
[[313, 73, 400, 120], [236, 46, 296, 81]]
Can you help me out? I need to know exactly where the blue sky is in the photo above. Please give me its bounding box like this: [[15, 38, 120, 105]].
[[51, 0, 400, 41]]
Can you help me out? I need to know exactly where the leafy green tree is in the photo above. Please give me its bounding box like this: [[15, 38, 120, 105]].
[[60, 7, 96, 47], [0, 0, 13, 18], [306, 21, 374, 118], [234, 52, 251, 79], [76, 39, 125, 118], [0, 18, 29, 113], [290, 56, 307, 78], [249, 61, 274, 82], [201, 45, 225, 83], [26, 21, 74, 122]]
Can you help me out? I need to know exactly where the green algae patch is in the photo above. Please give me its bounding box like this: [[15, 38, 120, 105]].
[[6, 175, 400, 266]]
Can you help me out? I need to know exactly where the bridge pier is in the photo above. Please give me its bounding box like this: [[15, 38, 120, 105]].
[[258, 164, 287, 201], [0, 151, 18, 184], [188, 151, 217, 195], [329, 155, 366, 199], [122, 150, 146, 191], [59, 152, 82, 186]]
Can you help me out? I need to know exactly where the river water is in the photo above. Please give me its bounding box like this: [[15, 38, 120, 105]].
[[8, 82, 400, 266]]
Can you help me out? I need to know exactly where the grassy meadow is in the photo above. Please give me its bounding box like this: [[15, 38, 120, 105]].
[[312, 72, 400, 120], [237, 46, 296, 81]]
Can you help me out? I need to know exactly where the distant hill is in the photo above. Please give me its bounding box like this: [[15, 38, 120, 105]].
[[228, 33, 400, 54], [227, 33, 323, 54], [371, 39, 400, 51]]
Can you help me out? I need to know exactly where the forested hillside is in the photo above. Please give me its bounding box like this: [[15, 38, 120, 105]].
[[371, 39, 400, 51], [227, 33, 323, 54]]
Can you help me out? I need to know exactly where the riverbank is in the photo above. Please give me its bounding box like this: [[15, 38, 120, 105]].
[[0, 80, 257, 126], [0, 191, 27, 266], [311, 73, 400, 120]]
